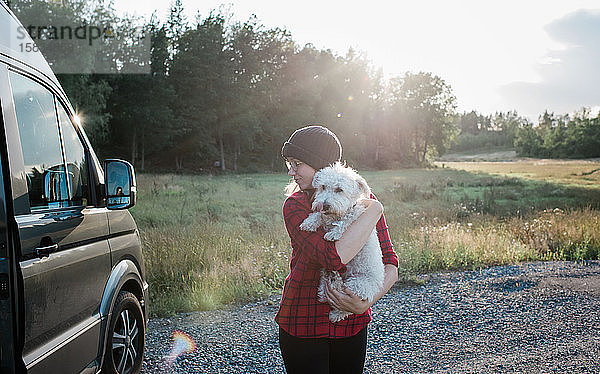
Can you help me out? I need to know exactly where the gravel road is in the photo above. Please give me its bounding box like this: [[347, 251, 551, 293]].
[[141, 261, 600, 373]]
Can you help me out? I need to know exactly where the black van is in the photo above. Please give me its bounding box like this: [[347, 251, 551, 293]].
[[0, 3, 148, 373]]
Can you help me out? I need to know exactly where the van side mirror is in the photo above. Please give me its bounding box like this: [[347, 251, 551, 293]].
[[104, 159, 136, 210]]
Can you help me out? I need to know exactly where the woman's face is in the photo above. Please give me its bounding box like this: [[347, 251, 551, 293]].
[[286, 158, 316, 191]]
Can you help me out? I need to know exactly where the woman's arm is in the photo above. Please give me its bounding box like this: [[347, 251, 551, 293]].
[[335, 199, 383, 264], [282, 196, 383, 270], [324, 264, 399, 314]]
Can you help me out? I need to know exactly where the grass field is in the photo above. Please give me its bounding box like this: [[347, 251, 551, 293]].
[[436, 159, 600, 187], [132, 160, 600, 316]]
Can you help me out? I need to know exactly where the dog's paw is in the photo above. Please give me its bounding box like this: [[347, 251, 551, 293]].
[[317, 277, 328, 302], [317, 292, 327, 303], [299, 221, 314, 231], [300, 212, 321, 231], [324, 230, 342, 241], [329, 309, 352, 323]]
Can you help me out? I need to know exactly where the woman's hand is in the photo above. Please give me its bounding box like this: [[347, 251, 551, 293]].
[[324, 281, 371, 315], [324, 265, 399, 315], [357, 198, 383, 212]]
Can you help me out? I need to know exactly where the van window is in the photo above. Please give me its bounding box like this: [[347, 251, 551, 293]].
[[9, 71, 68, 210], [57, 103, 89, 206]]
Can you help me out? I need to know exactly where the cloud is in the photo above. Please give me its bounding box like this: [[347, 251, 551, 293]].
[[499, 9, 600, 121]]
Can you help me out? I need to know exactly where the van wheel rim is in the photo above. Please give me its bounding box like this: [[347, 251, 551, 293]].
[[112, 309, 139, 374]]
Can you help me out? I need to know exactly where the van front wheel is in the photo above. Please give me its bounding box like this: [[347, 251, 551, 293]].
[[103, 291, 145, 374]]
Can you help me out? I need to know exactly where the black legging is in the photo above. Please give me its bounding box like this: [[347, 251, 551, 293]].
[[278, 327, 368, 374]]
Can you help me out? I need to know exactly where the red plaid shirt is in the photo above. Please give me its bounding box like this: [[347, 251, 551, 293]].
[[276, 190, 398, 338]]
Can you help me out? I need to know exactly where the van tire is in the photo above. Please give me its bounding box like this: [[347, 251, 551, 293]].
[[102, 291, 145, 374]]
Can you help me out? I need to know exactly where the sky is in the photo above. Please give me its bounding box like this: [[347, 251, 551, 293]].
[[112, 0, 600, 122]]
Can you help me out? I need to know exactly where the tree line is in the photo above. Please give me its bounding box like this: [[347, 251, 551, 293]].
[[9, 0, 600, 172], [514, 110, 600, 159], [450, 110, 528, 152], [450, 109, 600, 159]]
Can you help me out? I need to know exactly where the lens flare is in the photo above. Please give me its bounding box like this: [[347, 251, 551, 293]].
[[171, 330, 196, 356], [164, 330, 197, 369]]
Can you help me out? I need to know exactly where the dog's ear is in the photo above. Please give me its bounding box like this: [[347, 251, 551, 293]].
[[356, 175, 371, 198]]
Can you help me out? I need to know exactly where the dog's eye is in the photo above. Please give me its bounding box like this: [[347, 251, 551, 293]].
[[334, 187, 343, 193], [321, 185, 326, 190]]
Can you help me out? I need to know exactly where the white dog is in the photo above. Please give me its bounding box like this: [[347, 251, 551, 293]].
[[299, 162, 385, 322]]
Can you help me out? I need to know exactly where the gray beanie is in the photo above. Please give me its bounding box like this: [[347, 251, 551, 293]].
[[281, 125, 342, 170]]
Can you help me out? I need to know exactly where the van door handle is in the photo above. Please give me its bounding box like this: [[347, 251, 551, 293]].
[[36, 243, 58, 257]]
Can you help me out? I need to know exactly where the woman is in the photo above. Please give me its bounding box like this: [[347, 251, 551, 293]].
[[276, 125, 399, 373]]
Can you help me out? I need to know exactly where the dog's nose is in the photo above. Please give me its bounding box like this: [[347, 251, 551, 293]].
[[322, 203, 331, 211]]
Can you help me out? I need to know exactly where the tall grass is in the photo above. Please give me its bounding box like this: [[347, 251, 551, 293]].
[[131, 173, 291, 315], [395, 208, 600, 275], [132, 161, 600, 316]]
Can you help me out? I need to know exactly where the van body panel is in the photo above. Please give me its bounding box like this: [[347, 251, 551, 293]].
[[0, 258, 16, 372], [107, 209, 138, 237], [16, 207, 109, 260], [106, 226, 147, 322], [24, 316, 101, 374], [18, 212, 110, 355], [106, 209, 146, 283]]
